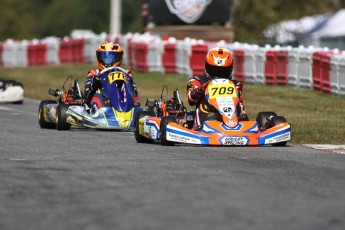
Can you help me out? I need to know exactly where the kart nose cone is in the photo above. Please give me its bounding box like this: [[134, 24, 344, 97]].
[[226, 120, 237, 128]]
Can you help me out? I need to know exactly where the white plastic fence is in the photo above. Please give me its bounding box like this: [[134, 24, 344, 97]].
[[1, 32, 345, 97]]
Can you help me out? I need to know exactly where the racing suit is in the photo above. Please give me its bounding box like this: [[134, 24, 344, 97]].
[[84, 69, 140, 110], [186, 75, 246, 130]]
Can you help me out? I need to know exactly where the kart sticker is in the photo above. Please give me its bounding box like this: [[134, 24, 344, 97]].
[[220, 136, 248, 145], [265, 132, 290, 144], [108, 71, 126, 85], [167, 132, 201, 144], [207, 81, 236, 99]]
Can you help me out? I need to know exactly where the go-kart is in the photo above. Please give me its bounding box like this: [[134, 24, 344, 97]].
[[134, 78, 291, 146], [38, 76, 84, 130], [38, 66, 143, 130], [0, 79, 24, 104]]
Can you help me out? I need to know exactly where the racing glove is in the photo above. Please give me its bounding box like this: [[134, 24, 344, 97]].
[[91, 74, 101, 91], [190, 88, 204, 100]]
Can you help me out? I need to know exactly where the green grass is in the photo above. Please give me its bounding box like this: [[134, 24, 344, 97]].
[[1, 63, 345, 145]]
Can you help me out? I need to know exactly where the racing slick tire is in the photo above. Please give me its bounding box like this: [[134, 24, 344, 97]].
[[56, 103, 71, 130], [271, 116, 288, 146], [38, 100, 57, 129], [134, 110, 155, 143], [256, 111, 277, 130], [160, 116, 177, 146]]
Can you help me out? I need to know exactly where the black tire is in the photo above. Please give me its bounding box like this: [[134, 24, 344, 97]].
[[56, 103, 71, 130], [134, 110, 155, 143], [160, 116, 176, 146], [13, 100, 24, 104], [4, 80, 16, 88], [38, 100, 57, 129], [256, 111, 277, 130], [239, 113, 250, 121], [272, 116, 288, 146], [12, 81, 24, 88]]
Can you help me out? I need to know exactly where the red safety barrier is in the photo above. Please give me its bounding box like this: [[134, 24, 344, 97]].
[[276, 50, 289, 85], [72, 38, 85, 63], [312, 51, 334, 92], [162, 43, 176, 73], [233, 49, 245, 83], [59, 39, 73, 64], [321, 52, 333, 94], [264, 50, 277, 85], [189, 44, 208, 77], [312, 51, 323, 91], [134, 42, 149, 72], [28, 43, 47, 66]]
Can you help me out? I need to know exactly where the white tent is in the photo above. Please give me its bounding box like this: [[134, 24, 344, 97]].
[[264, 14, 331, 44], [310, 9, 345, 38]]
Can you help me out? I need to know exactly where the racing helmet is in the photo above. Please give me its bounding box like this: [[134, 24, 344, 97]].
[[205, 47, 233, 80], [96, 42, 123, 70]]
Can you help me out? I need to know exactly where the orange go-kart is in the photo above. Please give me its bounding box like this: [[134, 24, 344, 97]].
[[134, 79, 291, 146]]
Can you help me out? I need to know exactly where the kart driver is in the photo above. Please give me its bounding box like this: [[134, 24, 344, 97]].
[[84, 41, 140, 113], [186, 46, 248, 130]]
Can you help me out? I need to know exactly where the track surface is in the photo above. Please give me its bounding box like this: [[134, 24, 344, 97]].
[[1, 99, 344, 230]]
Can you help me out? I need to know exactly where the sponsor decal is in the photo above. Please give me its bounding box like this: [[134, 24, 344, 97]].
[[167, 132, 200, 144], [165, 0, 212, 23], [225, 120, 237, 128], [70, 106, 85, 114], [144, 120, 159, 139], [221, 136, 248, 145], [265, 132, 291, 144], [148, 125, 158, 139], [217, 97, 233, 106]]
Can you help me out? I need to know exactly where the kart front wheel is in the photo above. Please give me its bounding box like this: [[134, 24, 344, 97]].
[[56, 103, 71, 130], [38, 100, 57, 129], [134, 111, 155, 143], [256, 111, 277, 130], [160, 116, 176, 146], [272, 116, 288, 146]]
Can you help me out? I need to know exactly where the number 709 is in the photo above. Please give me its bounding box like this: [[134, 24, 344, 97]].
[[211, 86, 234, 96]]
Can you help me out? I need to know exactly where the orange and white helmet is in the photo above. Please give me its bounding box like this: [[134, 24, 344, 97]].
[[205, 47, 233, 80], [96, 42, 123, 70]]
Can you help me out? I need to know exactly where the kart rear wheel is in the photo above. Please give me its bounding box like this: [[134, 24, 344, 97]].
[[38, 100, 57, 129], [256, 111, 277, 130], [272, 116, 288, 146], [134, 111, 155, 143], [56, 103, 71, 130], [160, 116, 176, 146]]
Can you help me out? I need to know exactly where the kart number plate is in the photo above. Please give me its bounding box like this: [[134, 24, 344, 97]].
[[108, 71, 126, 84], [208, 82, 236, 99]]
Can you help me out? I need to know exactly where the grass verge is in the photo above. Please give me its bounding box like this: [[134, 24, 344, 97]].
[[1, 63, 344, 144]]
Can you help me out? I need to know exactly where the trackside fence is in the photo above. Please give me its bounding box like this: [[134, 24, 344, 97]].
[[1, 33, 345, 97]]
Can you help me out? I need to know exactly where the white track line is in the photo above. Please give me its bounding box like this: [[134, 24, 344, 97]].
[[304, 144, 345, 155], [0, 105, 37, 116]]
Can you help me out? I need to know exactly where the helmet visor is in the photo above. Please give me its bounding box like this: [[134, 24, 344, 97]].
[[97, 51, 123, 67], [205, 62, 232, 79]]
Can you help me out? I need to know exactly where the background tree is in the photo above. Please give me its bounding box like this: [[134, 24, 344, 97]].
[[1, 0, 345, 42]]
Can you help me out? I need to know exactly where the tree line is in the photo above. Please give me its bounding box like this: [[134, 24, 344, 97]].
[[1, 0, 344, 42]]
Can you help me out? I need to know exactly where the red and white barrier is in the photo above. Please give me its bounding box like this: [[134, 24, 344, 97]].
[[1, 32, 345, 97]]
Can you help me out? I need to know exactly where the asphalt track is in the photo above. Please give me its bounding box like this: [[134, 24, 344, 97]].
[[0, 99, 344, 230]]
